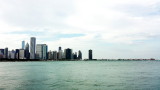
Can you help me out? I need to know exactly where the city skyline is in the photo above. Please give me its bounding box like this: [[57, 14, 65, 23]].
[[0, 37, 84, 60], [0, 0, 160, 59]]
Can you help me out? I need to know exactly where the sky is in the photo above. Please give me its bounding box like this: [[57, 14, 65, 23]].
[[0, 0, 160, 59]]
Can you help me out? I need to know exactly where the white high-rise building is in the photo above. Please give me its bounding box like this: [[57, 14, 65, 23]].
[[19, 49, 25, 59], [22, 41, 25, 49], [30, 37, 36, 59]]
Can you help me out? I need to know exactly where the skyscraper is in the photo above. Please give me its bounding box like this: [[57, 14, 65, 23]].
[[42, 44, 48, 60], [15, 49, 19, 59], [0, 49, 4, 59], [53, 51, 57, 60], [36, 44, 48, 60], [89, 49, 92, 60], [73, 52, 77, 60], [30, 37, 36, 59], [78, 50, 82, 60], [4, 47, 8, 59], [48, 50, 53, 60], [36, 44, 43, 59], [58, 46, 63, 60], [22, 41, 25, 49], [59, 46, 62, 51], [64, 48, 72, 60], [25, 43, 30, 59], [10, 50, 16, 59], [19, 49, 25, 59]]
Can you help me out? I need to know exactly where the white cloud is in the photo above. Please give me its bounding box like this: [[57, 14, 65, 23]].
[[0, 0, 160, 59]]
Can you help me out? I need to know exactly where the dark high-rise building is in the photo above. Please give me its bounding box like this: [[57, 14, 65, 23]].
[[25, 43, 30, 59], [15, 49, 19, 59], [78, 50, 82, 60], [89, 49, 92, 60], [73, 52, 77, 60], [30, 37, 36, 59], [0, 49, 4, 55], [0, 49, 4, 59], [4, 47, 8, 59], [59, 46, 62, 51], [65, 48, 72, 60]]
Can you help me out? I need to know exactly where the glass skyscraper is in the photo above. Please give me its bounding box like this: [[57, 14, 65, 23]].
[[22, 41, 25, 49], [25, 43, 30, 59], [89, 49, 92, 60], [30, 37, 36, 59], [36, 44, 48, 60]]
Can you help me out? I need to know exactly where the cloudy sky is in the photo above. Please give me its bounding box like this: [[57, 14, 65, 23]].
[[0, 0, 160, 59]]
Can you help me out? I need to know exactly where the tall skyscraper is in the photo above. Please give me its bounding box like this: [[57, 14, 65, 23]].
[[78, 50, 82, 60], [4, 47, 8, 59], [58, 46, 63, 60], [22, 41, 25, 49], [36, 44, 48, 60], [36, 44, 42, 59], [89, 49, 92, 60], [42, 44, 48, 60], [30, 37, 36, 59], [59, 46, 62, 51], [15, 49, 19, 59], [64, 48, 72, 60], [25, 43, 30, 59]]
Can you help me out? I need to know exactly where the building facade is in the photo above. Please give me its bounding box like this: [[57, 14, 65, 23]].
[[19, 49, 25, 59], [30, 37, 36, 59], [89, 49, 93, 60], [64, 48, 73, 60], [4, 47, 8, 59], [78, 50, 82, 60], [25, 43, 30, 59], [0, 49, 4, 59], [36, 44, 48, 60], [53, 51, 57, 60], [22, 41, 25, 49]]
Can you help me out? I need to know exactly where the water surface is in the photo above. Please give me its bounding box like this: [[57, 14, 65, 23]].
[[0, 61, 160, 90]]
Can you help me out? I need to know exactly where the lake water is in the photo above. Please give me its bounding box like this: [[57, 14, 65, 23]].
[[0, 61, 160, 90]]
